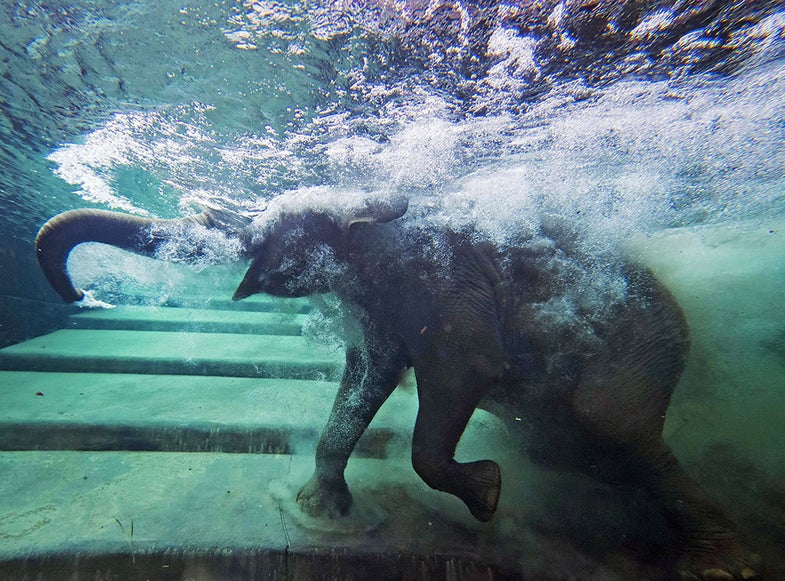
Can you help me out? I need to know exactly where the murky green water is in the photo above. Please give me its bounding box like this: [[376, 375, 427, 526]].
[[1, 1, 784, 579]]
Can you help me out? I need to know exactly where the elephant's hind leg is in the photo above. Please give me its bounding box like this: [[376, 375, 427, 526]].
[[411, 364, 502, 522], [572, 296, 761, 579]]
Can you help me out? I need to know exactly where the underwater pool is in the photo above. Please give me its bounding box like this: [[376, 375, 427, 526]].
[[1, 1, 784, 579]]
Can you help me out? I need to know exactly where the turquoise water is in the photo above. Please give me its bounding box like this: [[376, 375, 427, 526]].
[[1, 1, 785, 579]]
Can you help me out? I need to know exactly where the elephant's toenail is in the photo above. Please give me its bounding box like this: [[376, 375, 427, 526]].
[[740, 567, 759, 580]]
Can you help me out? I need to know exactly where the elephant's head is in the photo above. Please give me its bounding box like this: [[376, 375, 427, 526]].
[[36, 195, 407, 304], [35, 207, 252, 302], [233, 195, 408, 300]]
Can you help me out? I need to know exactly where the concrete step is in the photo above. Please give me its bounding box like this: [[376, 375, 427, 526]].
[[0, 451, 520, 578], [0, 294, 527, 579], [0, 371, 416, 457], [0, 330, 342, 380], [118, 293, 312, 313], [68, 306, 307, 335]]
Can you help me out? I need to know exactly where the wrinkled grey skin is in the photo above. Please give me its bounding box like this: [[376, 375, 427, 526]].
[[36, 202, 761, 580]]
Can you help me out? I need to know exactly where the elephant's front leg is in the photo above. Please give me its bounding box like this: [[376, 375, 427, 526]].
[[297, 336, 406, 518]]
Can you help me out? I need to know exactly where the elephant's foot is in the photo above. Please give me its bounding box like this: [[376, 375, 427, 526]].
[[296, 474, 353, 518], [677, 533, 763, 580], [413, 454, 502, 522], [457, 459, 501, 523]]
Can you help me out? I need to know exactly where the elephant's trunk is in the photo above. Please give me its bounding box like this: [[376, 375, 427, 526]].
[[35, 208, 224, 302]]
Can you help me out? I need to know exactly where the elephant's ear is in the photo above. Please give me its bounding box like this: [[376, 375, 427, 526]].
[[342, 195, 408, 232]]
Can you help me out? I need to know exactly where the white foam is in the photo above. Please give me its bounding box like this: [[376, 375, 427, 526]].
[[75, 289, 116, 309], [630, 9, 675, 40], [47, 122, 144, 214], [376, 117, 459, 190], [151, 221, 245, 269]]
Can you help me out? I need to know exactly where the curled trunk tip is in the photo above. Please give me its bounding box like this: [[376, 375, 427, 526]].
[[35, 209, 155, 302]]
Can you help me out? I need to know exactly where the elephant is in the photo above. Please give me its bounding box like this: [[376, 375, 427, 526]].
[[35, 197, 761, 580]]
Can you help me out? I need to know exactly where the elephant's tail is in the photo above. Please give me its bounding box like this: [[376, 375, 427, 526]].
[[35, 208, 246, 302]]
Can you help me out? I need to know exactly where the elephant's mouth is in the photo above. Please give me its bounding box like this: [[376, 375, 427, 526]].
[[232, 285, 253, 301]]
